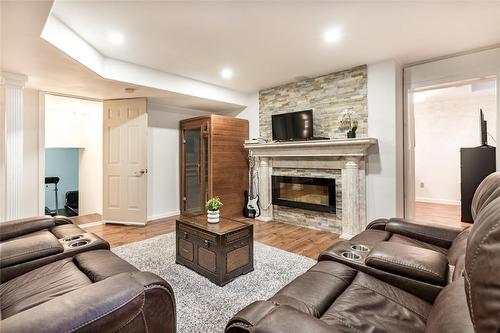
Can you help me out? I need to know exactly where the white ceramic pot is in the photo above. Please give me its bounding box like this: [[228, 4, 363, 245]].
[[207, 209, 220, 223]]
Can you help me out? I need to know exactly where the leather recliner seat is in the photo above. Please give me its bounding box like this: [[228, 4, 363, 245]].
[[315, 172, 500, 302], [225, 196, 500, 333], [0, 249, 176, 333], [345, 172, 500, 260], [0, 216, 109, 282]]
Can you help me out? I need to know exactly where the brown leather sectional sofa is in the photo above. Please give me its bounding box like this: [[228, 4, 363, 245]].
[[226, 172, 500, 333], [0, 216, 176, 333]]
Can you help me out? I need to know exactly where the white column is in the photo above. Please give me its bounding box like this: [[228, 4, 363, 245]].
[[256, 156, 273, 222], [341, 157, 360, 239], [1, 72, 28, 221]]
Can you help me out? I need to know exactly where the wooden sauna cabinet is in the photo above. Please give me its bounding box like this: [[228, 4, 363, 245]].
[[179, 115, 249, 217]]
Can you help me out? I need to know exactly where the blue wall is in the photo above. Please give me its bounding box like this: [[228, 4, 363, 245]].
[[45, 148, 79, 211]]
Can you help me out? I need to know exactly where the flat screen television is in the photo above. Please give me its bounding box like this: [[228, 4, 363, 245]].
[[480, 109, 488, 146], [272, 110, 313, 141]]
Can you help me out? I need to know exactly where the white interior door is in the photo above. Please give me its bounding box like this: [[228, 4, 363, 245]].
[[103, 98, 147, 224]]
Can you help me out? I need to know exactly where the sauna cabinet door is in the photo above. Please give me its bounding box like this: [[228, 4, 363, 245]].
[[180, 120, 210, 214]]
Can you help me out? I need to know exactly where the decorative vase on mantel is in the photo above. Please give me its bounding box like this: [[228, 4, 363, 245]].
[[206, 197, 223, 224], [347, 127, 357, 139]]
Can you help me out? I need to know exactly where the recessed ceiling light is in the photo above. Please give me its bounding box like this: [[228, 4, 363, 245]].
[[323, 28, 342, 43], [221, 68, 233, 79], [108, 32, 124, 45]]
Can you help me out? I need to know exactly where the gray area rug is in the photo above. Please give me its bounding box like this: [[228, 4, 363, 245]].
[[113, 233, 316, 333]]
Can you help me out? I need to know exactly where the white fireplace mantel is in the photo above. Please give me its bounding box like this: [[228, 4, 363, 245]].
[[245, 138, 378, 239]]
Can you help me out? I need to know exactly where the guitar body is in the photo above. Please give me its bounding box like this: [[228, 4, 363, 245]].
[[243, 156, 261, 218], [243, 190, 256, 218], [247, 195, 261, 217]]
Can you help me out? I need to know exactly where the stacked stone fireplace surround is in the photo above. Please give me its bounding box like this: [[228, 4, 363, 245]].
[[247, 65, 375, 238], [272, 168, 343, 234]]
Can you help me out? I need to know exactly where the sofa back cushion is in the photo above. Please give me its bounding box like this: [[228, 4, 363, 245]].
[[471, 171, 500, 220], [464, 196, 500, 332], [425, 278, 473, 333], [447, 227, 470, 266], [0, 217, 55, 241]]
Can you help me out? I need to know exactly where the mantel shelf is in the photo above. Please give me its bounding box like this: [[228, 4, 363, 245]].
[[244, 137, 377, 158]]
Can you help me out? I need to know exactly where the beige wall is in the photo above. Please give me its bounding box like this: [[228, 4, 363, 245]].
[[147, 103, 210, 220], [0, 87, 5, 219], [414, 83, 497, 205]]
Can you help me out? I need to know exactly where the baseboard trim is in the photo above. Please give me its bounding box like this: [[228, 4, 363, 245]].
[[416, 197, 461, 206], [104, 220, 147, 226], [79, 221, 105, 228], [147, 210, 180, 221]]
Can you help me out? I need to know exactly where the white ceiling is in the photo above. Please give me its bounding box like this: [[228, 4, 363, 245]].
[[51, 1, 500, 93], [2, 1, 500, 106], [0, 1, 245, 111]]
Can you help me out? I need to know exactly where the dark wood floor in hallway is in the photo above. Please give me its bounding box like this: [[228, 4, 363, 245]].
[[79, 215, 340, 260]]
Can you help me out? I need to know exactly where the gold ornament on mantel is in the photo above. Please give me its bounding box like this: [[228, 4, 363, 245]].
[[338, 109, 358, 139]]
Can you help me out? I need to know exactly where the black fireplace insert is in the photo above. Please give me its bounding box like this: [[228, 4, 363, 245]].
[[272, 176, 336, 213]]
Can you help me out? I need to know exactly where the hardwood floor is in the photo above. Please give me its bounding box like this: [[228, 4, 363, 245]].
[[414, 202, 470, 229], [82, 215, 339, 260], [69, 213, 102, 225]]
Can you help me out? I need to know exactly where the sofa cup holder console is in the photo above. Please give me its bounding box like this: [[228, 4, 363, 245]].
[[69, 240, 91, 248], [340, 251, 362, 261], [62, 235, 84, 242], [350, 244, 369, 252]]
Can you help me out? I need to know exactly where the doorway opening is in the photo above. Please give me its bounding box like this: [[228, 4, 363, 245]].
[[44, 148, 79, 216], [43, 94, 103, 222], [410, 78, 497, 227]]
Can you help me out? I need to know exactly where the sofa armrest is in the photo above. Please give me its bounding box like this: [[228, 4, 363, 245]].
[[365, 218, 389, 230], [0, 216, 55, 241], [0, 271, 176, 333], [385, 218, 463, 248], [225, 301, 334, 333], [53, 215, 73, 225], [365, 242, 448, 286]]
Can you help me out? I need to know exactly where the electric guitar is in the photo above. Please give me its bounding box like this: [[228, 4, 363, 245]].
[[243, 157, 260, 218]]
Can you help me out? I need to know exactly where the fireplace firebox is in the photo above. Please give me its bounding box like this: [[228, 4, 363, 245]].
[[272, 176, 336, 213]]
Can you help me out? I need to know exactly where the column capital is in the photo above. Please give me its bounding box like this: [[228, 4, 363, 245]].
[[1, 72, 28, 88], [344, 156, 360, 169]]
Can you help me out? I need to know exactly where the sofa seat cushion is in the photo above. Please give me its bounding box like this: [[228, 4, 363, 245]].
[[0, 258, 92, 319], [350, 229, 390, 244], [268, 261, 433, 332], [0, 231, 63, 268], [350, 230, 448, 256], [387, 234, 448, 255], [269, 261, 358, 317], [320, 272, 432, 333]]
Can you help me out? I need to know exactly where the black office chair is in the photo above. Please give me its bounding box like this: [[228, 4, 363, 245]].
[[65, 191, 79, 216]]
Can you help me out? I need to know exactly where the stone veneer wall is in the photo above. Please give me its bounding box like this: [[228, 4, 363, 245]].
[[272, 168, 342, 233], [258, 65, 367, 233], [259, 65, 367, 141]]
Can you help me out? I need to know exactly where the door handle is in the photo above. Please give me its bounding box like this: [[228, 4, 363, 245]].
[[134, 169, 147, 177]]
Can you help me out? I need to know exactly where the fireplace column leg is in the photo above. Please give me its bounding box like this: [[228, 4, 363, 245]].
[[341, 157, 360, 239], [257, 157, 273, 222]]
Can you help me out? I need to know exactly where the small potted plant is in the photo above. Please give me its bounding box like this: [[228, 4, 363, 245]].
[[206, 197, 223, 223], [338, 108, 358, 138]]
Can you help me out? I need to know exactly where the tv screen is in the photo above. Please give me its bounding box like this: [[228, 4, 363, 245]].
[[272, 110, 313, 141]]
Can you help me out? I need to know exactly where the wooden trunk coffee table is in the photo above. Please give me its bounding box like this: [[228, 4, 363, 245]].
[[175, 215, 254, 286]]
